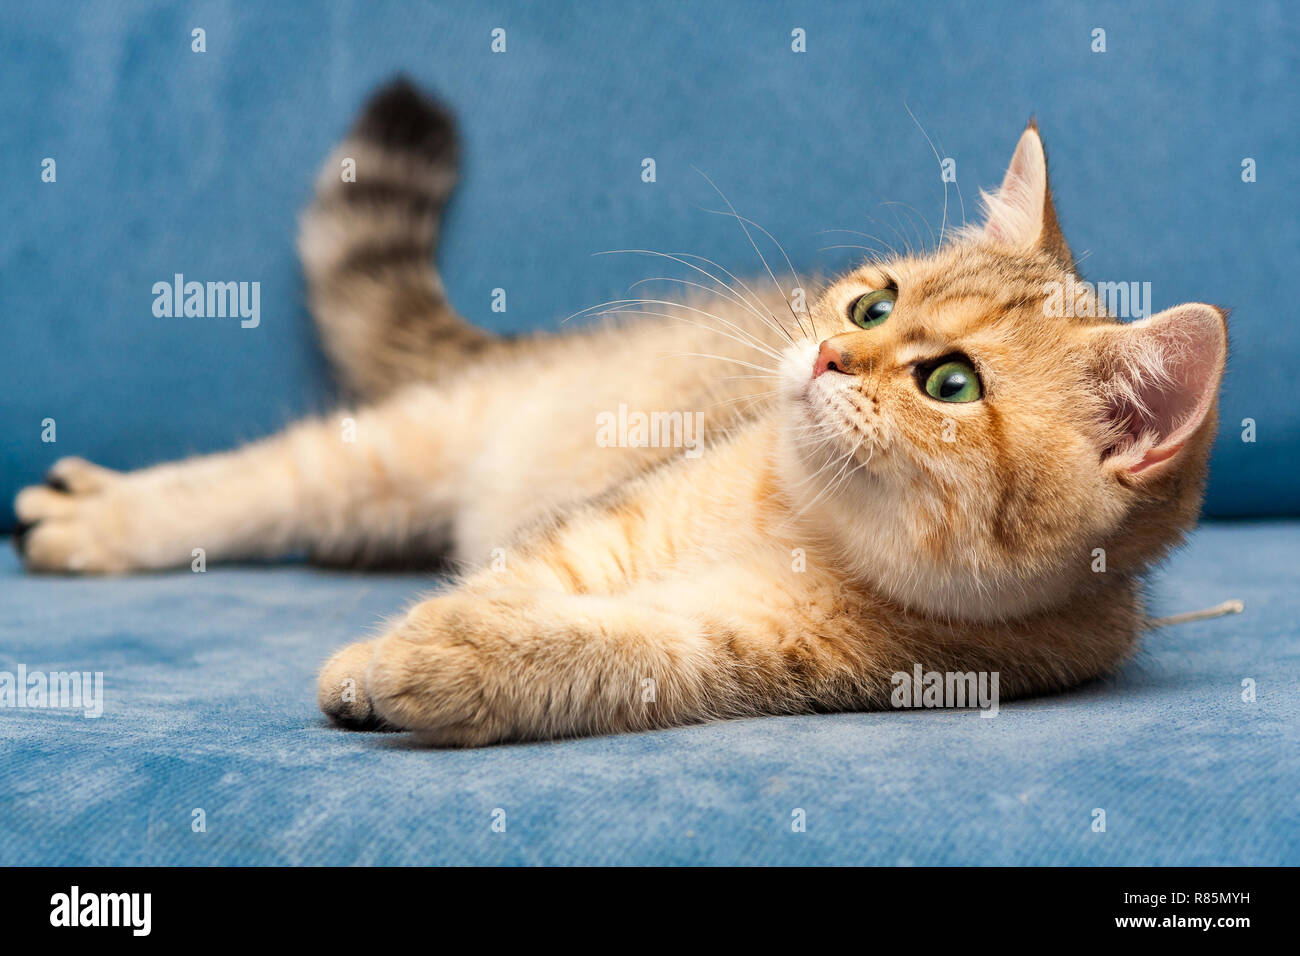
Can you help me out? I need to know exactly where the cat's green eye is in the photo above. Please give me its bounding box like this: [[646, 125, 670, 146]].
[[923, 360, 982, 403], [849, 289, 896, 329]]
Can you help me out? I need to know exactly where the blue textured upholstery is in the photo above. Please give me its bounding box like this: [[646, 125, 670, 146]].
[[1, 522, 1296, 865], [2, 2, 1296, 866]]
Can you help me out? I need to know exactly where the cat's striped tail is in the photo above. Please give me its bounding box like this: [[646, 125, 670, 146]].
[[298, 78, 492, 399]]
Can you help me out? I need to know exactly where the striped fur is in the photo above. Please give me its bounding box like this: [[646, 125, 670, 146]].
[[298, 78, 493, 399]]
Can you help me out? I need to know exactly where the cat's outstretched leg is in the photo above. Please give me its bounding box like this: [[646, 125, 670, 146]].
[[14, 385, 465, 574], [319, 571, 1137, 745], [319, 587, 739, 744]]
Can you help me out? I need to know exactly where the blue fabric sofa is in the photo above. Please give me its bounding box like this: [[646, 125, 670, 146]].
[[2, 524, 1297, 866], [2, 1, 1296, 865]]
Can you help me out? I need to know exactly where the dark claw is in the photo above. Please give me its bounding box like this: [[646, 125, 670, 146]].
[[12, 520, 33, 555], [327, 711, 402, 733]]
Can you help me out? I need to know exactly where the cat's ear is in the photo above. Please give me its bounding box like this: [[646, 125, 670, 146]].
[[975, 121, 1074, 269], [1088, 304, 1228, 480]]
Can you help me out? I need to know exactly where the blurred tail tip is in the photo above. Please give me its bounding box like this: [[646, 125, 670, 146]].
[[352, 75, 458, 164]]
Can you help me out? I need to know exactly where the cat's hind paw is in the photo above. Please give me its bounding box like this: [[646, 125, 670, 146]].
[[13, 458, 132, 574]]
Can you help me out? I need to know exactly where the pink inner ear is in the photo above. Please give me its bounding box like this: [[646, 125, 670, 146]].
[[983, 173, 1024, 246], [1102, 306, 1225, 474], [981, 131, 1045, 249]]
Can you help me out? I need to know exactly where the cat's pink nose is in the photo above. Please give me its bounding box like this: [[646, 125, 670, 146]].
[[812, 340, 847, 378]]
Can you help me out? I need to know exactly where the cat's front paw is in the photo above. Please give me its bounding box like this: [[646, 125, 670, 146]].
[[362, 594, 516, 747], [13, 458, 136, 573], [317, 639, 398, 731]]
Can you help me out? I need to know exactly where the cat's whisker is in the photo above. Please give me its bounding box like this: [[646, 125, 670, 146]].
[[780, 395, 881, 516], [818, 244, 897, 258], [814, 431, 868, 495], [880, 201, 927, 255], [589, 300, 785, 363], [690, 167, 813, 342], [866, 213, 915, 260], [658, 351, 780, 375], [563, 296, 655, 325], [903, 101, 947, 247], [880, 200, 936, 254], [625, 275, 790, 344], [573, 296, 773, 359], [785, 423, 840, 442], [781, 429, 856, 491], [903, 100, 964, 243], [586, 250, 777, 325], [789, 441, 864, 520], [594, 249, 798, 346], [650, 318, 784, 364], [672, 251, 803, 346], [663, 323, 785, 364], [785, 435, 845, 461], [597, 311, 782, 366], [705, 387, 784, 412], [565, 283, 771, 340], [818, 228, 901, 260], [696, 206, 819, 341], [625, 292, 787, 361], [814, 454, 873, 518], [806, 445, 873, 518]]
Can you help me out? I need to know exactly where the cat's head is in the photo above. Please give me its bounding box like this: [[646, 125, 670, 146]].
[[778, 122, 1227, 621]]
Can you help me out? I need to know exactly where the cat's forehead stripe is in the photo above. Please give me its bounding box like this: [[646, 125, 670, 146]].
[[903, 249, 1061, 297], [893, 295, 1020, 343]]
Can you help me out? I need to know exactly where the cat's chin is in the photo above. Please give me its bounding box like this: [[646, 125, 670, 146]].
[[773, 429, 1083, 623], [778, 343, 889, 471], [777, 403, 883, 495], [828, 522, 1084, 622]]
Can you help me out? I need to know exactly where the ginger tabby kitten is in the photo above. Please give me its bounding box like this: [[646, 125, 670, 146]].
[[14, 81, 1227, 745]]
